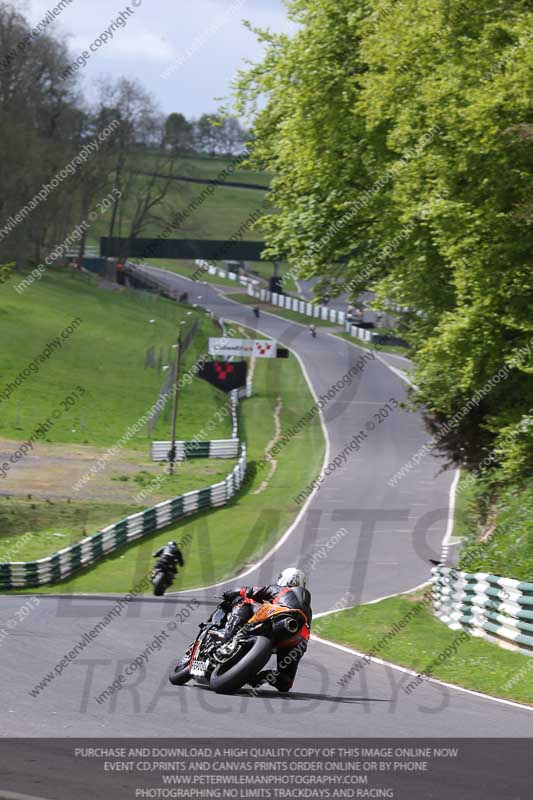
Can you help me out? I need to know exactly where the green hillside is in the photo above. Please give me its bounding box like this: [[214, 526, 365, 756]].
[[88, 153, 272, 246], [0, 268, 228, 448]]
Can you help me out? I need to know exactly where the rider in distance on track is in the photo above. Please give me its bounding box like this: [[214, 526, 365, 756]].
[[219, 567, 312, 692], [153, 541, 184, 577]]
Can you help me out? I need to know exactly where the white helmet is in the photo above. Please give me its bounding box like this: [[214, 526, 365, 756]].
[[277, 567, 307, 589]]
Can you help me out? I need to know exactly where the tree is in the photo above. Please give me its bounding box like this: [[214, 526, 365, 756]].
[[114, 152, 179, 260], [235, 0, 533, 476], [194, 114, 221, 154], [97, 77, 160, 238], [193, 113, 248, 155], [0, 5, 221, 276], [95, 84, 183, 259], [163, 112, 193, 153], [72, 104, 120, 263], [220, 116, 249, 154], [0, 2, 81, 265]]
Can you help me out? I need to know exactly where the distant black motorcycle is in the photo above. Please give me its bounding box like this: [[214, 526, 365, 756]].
[[151, 541, 184, 596]]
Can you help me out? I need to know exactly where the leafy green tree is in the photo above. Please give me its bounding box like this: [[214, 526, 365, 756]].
[[235, 0, 533, 476], [0, 2, 81, 264]]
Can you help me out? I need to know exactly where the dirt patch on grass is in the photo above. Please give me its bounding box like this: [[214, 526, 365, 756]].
[[0, 437, 167, 503]]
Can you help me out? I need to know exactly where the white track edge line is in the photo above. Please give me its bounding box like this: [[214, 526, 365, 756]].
[[311, 634, 533, 713], [312, 470, 533, 713], [440, 468, 461, 560], [313, 581, 431, 620]]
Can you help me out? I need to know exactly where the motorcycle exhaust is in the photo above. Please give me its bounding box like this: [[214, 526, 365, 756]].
[[284, 617, 300, 634]]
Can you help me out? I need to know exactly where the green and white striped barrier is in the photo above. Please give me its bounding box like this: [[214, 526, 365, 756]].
[[345, 323, 375, 343], [432, 565, 533, 655], [151, 387, 245, 462], [0, 381, 252, 592], [0, 445, 247, 590], [246, 284, 347, 326], [246, 285, 408, 347], [151, 439, 240, 461], [195, 259, 255, 287]]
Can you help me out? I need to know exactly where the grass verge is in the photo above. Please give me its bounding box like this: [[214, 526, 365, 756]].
[[450, 471, 492, 543], [313, 590, 533, 705], [456, 474, 533, 581], [89, 154, 271, 243], [144, 259, 241, 288], [0, 498, 145, 562]]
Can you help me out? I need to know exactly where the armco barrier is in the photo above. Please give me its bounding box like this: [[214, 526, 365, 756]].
[[432, 564, 533, 655]]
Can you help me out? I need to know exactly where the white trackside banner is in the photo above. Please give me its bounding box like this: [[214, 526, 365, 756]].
[[208, 338, 277, 358]]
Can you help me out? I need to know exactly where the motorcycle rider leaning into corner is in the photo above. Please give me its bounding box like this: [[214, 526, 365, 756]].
[[153, 541, 184, 576], [219, 567, 312, 693]]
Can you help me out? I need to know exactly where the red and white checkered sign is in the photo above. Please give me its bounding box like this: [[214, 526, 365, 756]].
[[209, 338, 277, 359], [253, 341, 275, 358]]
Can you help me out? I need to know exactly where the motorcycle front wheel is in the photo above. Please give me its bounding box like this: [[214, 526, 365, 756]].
[[210, 635, 272, 694], [169, 656, 192, 685]]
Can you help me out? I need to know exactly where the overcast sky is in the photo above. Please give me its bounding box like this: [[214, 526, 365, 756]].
[[23, 0, 294, 117]]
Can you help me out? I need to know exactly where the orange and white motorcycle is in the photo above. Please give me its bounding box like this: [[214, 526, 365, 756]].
[[169, 599, 307, 694]]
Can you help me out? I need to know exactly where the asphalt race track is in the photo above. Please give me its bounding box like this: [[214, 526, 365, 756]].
[[1, 268, 532, 743]]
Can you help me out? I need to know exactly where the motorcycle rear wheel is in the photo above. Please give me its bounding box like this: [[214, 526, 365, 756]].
[[210, 635, 272, 694], [152, 572, 167, 597]]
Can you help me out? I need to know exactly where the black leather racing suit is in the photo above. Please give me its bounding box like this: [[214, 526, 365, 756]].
[[153, 544, 184, 576]]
